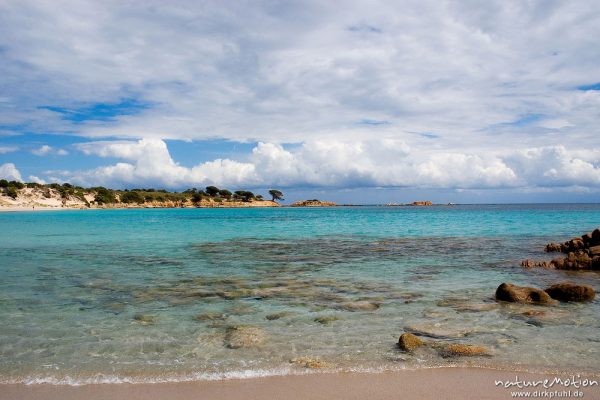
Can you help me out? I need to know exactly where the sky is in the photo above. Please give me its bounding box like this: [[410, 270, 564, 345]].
[[1, 0, 600, 204]]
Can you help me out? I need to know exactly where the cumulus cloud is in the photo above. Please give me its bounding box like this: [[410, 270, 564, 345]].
[[31, 145, 68, 156], [0, 163, 22, 181], [27, 175, 46, 184], [2, 1, 600, 197], [63, 139, 600, 191]]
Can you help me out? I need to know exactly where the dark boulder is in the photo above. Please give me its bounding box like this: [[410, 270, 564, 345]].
[[545, 283, 595, 302], [495, 283, 554, 305]]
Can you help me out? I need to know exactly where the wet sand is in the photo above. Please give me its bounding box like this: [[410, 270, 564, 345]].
[[3, 368, 599, 400]]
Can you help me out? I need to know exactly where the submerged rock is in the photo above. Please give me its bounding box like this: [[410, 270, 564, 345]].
[[405, 324, 471, 339], [439, 344, 490, 357], [495, 283, 554, 305], [194, 312, 228, 321], [314, 315, 339, 325], [336, 301, 380, 312], [398, 333, 425, 351], [290, 356, 332, 369], [133, 314, 156, 325], [265, 311, 293, 320], [224, 326, 267, 349], [544, 282, 596, 302]]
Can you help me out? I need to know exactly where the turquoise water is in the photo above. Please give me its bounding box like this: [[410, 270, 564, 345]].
[[1, 204, 600, 384]]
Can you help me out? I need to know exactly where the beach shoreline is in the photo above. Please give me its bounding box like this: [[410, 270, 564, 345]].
[[2, 367, 599, 400]]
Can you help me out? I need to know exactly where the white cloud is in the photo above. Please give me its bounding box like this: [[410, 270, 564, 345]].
[[0, 1, 599, 151], [64, 139, 600, 191], [1, 1, 600, 196], [27, 175, 46, 184], [31, 145, 68, 156], [0, 145, 18, 154], [0, 163, 22, 181]]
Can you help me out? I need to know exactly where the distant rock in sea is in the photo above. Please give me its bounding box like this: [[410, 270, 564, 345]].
[[289, 199, 337, 207]]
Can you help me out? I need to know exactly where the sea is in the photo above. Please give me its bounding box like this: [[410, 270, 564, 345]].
[[1, 204, 599, 384]]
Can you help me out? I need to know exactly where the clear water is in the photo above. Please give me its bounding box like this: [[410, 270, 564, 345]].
[[1, 204, 600, 384]]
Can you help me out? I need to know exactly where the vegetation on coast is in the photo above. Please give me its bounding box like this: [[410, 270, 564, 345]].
[[0, 179, 283, 209]]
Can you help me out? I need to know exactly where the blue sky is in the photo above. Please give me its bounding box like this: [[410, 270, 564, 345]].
[[1, 0, 600, 203]]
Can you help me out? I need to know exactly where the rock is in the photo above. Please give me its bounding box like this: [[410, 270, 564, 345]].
[[314, 315, 339, 325], [398, 333, 425, 351], [290, 357, 332, 369], [589, 245, 600, 257], [409, 201, 433, 206], [544, 283, 595, 302], [439, 344, 490, 357], [224, 326, 266, 349], [336, 301, 380, 312], [495, 283, 554, 305], [133, 314, 156, 325], [522, 310, 546, 317], [195, 312, 228, 321], [592, 229, 600, 246], [545, 243, 562, 252], [521, 259, 552, 268], [404, 324, 471, 339], [265, 311, 293, 320]]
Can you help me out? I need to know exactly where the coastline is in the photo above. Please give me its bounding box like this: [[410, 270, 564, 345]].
[[2, 367, 599, 400]]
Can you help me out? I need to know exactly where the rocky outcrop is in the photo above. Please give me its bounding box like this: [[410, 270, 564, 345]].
[[544, 283, 596, 302], [289, 199, 337, 207], [495, 283, 555, 305], [409, 201, 433, 206], [526, 228, 600, 270]]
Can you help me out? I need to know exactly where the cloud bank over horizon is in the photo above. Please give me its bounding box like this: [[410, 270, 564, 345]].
[[1, 0, 600, 200]]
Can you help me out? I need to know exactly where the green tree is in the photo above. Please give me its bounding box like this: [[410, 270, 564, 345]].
[[0, 179, 9, 188], [94, 187, 117, 204], [205, 186, 220, 197], [218, 189, 232, 199], [233, 190, 255, 202], [191, 192, 203, 204], [120, 191, 144, 204], [268, 189, 284, 201], [5, 186, 18, 199]]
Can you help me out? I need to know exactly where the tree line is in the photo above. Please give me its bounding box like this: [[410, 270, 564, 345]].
[[0, 179, 285, 205]]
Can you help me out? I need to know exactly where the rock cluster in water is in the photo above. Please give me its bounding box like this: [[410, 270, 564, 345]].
[[494, 229, 600, 307], [522, 228, 600, 270]]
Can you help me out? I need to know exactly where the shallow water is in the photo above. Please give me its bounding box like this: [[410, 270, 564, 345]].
[[1, 204, 600, 384]]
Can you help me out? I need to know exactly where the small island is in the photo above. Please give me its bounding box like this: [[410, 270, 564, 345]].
[[289, 199, 337, 207]]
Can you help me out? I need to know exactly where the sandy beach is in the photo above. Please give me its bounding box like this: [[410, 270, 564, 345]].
[[2, 368, 599, 400]]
